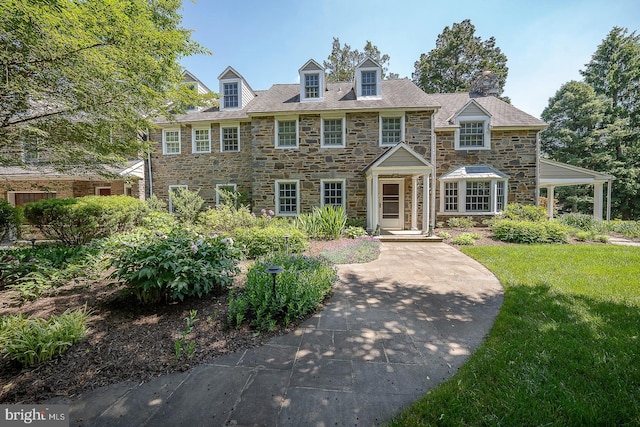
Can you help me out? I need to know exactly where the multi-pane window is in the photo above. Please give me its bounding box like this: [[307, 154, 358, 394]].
[[192, 128, 210, 153], [223, 82, 239, 108], [305, 74, 319, 98], [322, 118, 344, 147], [277, 120, 297, 148], [444, 182, 458, 212], [163, 129, 180, 154], [459, 122, 485, 148], [168, 185, 187, 213], [322, 180, 345, 208], [381, 117, 402, 145], [496, 181, 505, 211], [276, 181, 298, 216], [221, 126, 239, 152], [13, 192, 55, 207], [466, 181, 491, 212], [361, 71, 377, 96]]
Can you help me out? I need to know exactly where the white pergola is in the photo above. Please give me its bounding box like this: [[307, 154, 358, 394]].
[[539, 158, 616, 221]]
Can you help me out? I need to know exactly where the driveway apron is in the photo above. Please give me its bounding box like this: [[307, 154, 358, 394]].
[[62, 242, 503, 426]]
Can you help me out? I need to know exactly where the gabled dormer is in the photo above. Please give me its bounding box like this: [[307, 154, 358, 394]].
[[451, 99, 492, 150], [182, 70, 212, 112], [354, 57, 382, 100], [298, 59, 325, 102], [218, 66, 256, 111]]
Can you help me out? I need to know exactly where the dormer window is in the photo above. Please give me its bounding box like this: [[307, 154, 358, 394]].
[[361, 71, 377, 96], [223, 82, 239, 109], [299, 59, 325, 102], [355, 57, 382, 99], [459, 122, 485, 148], [453, 100, 492, 150]]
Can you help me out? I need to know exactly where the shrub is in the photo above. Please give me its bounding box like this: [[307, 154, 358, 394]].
[[197, 204, 256, 235], [452, 233, 476, 245], [0, 199, 22, 241], [491, 220, 569, 244], [557, 212, 602, 231], [24, 196, 147, 245], [500, 203, 547, 222], [574, 230, 594, 242], [296, 205, 347, 240], [233, 226, 307, 258], [437, 231, 451, 239], [344, 226, 367, 239], [0, 308, 89, 367], [607, 220, 640, 238], [140, 211, 178, 233], [345, 217, 366, 228], [228, 253, 336, 330], [146, 194, 167, 212], [595, 234, 610, 243], [109, 228, 242, 303], [170, 188, 205, 225], [446, 216, 475, 230]]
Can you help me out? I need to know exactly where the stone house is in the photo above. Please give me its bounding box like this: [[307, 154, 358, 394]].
[[147, 58, 612, 232]]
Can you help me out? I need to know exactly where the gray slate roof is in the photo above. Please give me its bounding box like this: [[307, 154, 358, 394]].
[[428, 93, 546, 129]]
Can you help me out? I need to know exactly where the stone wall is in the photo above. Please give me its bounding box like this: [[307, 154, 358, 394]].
[[0, 178, 139, 204]]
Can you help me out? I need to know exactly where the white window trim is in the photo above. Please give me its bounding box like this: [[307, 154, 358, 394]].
[[321, 115, 346, 148], [220, 79, 241, 111], [300, 71, 324, 102], [192, 126, 211, 154], [275, 179, 300, 217], [438, 179, 508, 215], [454, 116, 491, 150], [379, 114, 405, 146], [320, 179, 346, 210], [162, 128, 181, 155], [357, 67, 382, 99], [215, 183, 237, 205], [168, 185, 188, 213], [220, 122, 241, 152], [95, 186, 111, 196], [275, 116, 299, 149]]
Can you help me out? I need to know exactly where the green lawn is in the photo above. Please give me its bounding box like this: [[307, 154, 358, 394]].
[[390, 245, 640, 426]]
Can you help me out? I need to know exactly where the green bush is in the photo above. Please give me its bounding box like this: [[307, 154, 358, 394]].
[[500, 203, 547, 222], [344, 226, 367, 239], [437, 231, 451, 239], [446, 216, 475, 230], [24, 195, 147, 245], [140, 211, 178, 233], [452, 233, 476, 245], [345, 217, 366, 228], [607, 220, 640, 238], [0, 308, 89, 367], [170, 187, 205, 225], [109, 228, 242, 303], [228, 253, 336, 330], [557, 212, 602, 231], [0, 199, 22, 241], [146, 194, 167, 212], [574, 230, 594, 242], [197, 204, 256, 235], [296, 205, 347, 240], [491, 219, 569, 244], [233, 226, 307, 258]]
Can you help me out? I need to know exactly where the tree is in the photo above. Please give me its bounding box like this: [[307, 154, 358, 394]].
[[413, 19, 508, 96], [323, 38, 391, 82], [0, 0, 212, 172]]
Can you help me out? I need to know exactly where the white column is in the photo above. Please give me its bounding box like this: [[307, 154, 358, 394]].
[[547, 186, 555, 219], [593, 182, 604, 220], [366, 175, 373, 230], [411, 176, 418, 230], [371, 173, 379, 232], [423, 173, 430, 233], [606, 180, 612, 222]]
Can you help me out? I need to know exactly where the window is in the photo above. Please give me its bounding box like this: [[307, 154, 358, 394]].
[[22, 139, 41, 163], [321, 117, 345, 148], [454, 117, 491, 150], [275, 180, 299, 216], [192, 127, 211, 153], [168, 185, 187, 213], [321, 180, 345, 209], [8, 192, 56, 207], [221, 125, 240, 152], [380, 116, 404, 146], [163, 129, 181, 154], [223, 82, 239, 109], [361, 71, 377, 96], [304, 74, 320, 99], [444, 182, 458, 212], [466, 181, 491, 212], [215, 183, 237, 205], [496, 181, 505, 211], [276, 119, 298, 148]]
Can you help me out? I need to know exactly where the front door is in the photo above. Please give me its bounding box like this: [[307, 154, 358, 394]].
[[379, 179, 404, 229]]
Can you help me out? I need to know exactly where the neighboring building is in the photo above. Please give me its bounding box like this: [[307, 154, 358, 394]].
[[146, 58, 612, 232]]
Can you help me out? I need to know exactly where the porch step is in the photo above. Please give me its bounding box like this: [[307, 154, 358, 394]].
[[377, 234, 443, 243]]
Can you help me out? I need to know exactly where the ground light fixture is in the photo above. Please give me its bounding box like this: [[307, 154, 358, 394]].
[[266, 265, 283, 295]]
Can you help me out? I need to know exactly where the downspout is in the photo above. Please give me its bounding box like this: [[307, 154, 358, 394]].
[[535, 130, 541, 206], [146, 128, 153, 197], [430, 111, 437, 233]]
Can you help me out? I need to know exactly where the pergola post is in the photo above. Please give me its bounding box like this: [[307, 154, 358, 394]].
[[546, 186, 555, 219], [411, 176, 418, 230], [593, 182, 604, 221]]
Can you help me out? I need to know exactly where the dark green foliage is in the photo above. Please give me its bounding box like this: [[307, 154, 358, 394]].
[[109, 229, 242, 304], [170, 187, 205, 225], [500, 203, 547, 222], [228, 254, 337, 331], [23, 195, 147, 245], [233, 226, 307, 258], [296, 205, 347, 240], [491, 220, 569, 243], [0, 199, 22, 241]]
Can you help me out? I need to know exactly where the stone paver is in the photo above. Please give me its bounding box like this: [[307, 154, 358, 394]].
[[58, 242, 503, 426]]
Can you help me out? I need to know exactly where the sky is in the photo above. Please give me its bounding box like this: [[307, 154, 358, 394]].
[[179, 0, 639, 119]]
